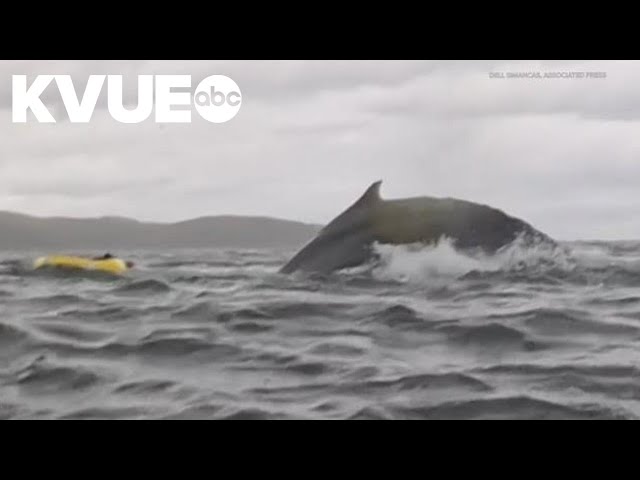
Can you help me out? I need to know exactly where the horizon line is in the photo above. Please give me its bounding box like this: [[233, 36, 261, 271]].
[[0, 209, 323, 227], [1, 209, 638, 244]]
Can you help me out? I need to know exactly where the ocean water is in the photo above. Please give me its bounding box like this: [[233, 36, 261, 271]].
[[1, 239, 640, 420]]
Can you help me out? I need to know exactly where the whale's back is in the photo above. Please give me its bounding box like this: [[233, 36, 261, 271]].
[[371, 196, 546, 252], [281, 182, 555, 274]]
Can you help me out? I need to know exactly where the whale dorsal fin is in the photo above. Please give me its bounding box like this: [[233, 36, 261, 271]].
[[354, 180, 382, 207], [318, 180, 383, 236]]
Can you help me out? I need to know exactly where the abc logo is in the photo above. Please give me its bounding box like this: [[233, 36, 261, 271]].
[[193, 75, 242, 123]]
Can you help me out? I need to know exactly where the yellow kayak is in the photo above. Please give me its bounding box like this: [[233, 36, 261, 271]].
[[33, 255, 131, 275]]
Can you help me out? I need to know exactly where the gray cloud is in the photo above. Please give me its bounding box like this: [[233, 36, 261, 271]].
[[1, 60, 639, 240]]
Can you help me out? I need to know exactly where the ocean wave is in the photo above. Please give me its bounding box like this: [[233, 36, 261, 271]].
[[171, 301, 221, 321], [3, 244, 640, 419], [436, 322, 539, 350], [59, 406, 156, 420], [0, 321, 33, 347], [11, 356, 104, 395], [112, 279, 172, 294], [388, 396, 632, 420], [476, 363, 640, 401], [363, 304, 434, 330], [370, 236, 574, 285]]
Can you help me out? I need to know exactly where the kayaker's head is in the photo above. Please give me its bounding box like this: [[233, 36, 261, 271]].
[[93, 253, 114, 260], [126, 261, 135, 269]]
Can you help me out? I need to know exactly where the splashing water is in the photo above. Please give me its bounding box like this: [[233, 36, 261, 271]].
[[371, 236, 576, 285]]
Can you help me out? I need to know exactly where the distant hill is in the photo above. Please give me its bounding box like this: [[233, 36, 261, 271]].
[[0, 211, 321, 250]]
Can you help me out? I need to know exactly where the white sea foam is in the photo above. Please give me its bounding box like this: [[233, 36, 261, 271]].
[[370, 236, 574, 284]]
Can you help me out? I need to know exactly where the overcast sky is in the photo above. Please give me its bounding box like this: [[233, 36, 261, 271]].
[[1, 60, 639, 240]]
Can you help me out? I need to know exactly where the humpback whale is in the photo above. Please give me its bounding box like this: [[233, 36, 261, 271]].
[[280, 181, 555, 274]]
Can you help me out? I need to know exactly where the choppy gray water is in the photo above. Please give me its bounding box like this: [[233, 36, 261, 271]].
[[1, 240, 640, 420]]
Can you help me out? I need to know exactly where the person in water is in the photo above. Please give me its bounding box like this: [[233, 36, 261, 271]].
[[93, 253, 114, 260], [92, 253, 135, 268]]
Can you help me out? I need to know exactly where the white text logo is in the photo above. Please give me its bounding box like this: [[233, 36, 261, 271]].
[[12, 74, 242, 123]]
